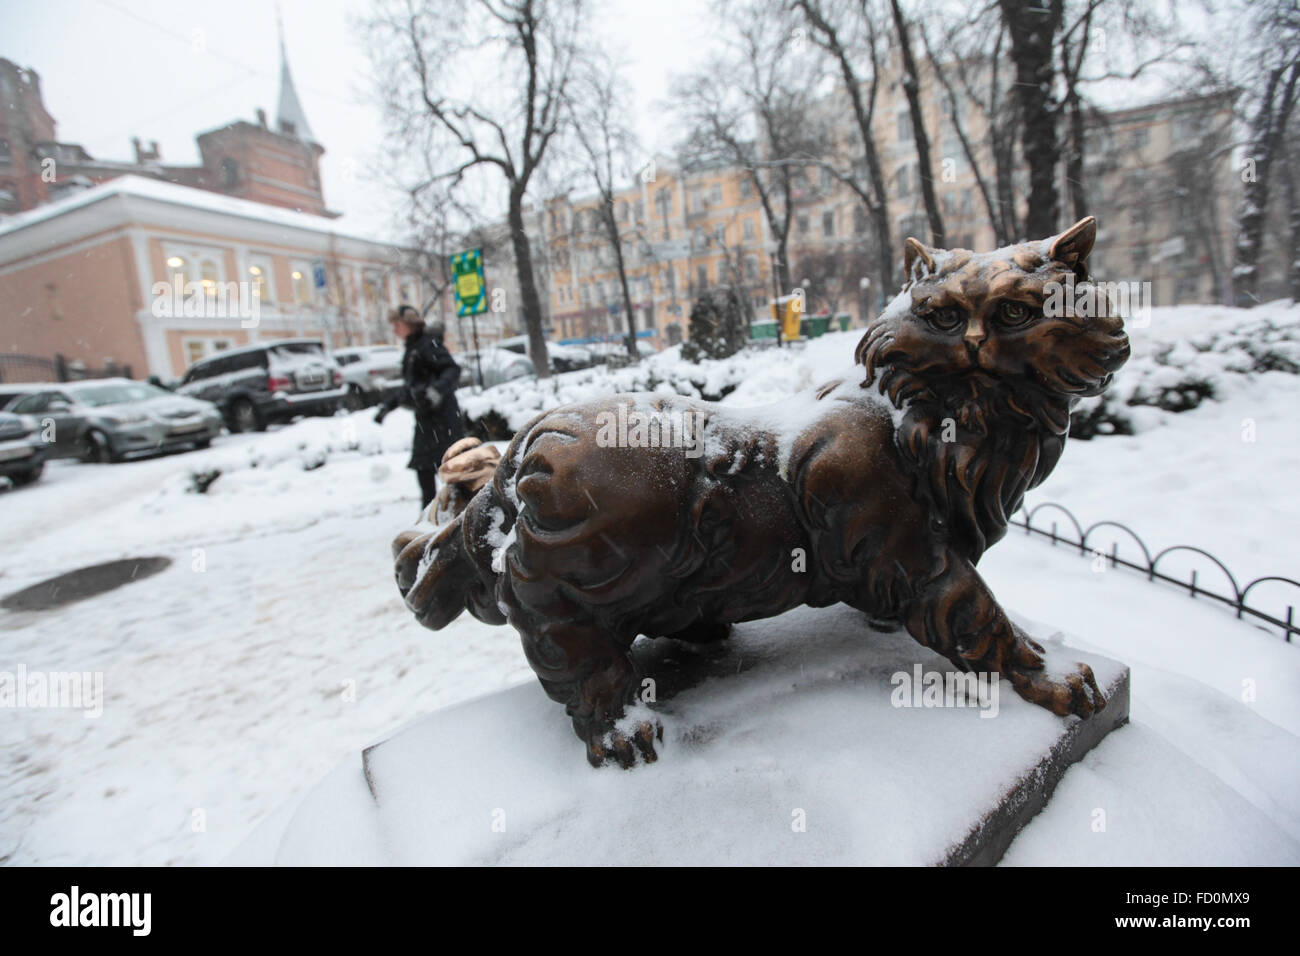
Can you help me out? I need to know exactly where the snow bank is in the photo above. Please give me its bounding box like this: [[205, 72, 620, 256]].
[[458, 301, 1300, 442]]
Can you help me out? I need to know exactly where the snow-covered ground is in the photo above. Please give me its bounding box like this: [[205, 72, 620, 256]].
[[1, 302, 1297, 865]]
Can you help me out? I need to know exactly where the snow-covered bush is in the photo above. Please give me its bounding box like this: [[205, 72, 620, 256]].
[[457, 303, 1300, 443], [680, 288, 747, 362], [1068, 304, 1300, 439]]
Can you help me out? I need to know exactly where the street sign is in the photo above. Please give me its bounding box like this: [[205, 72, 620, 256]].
[[450, 248, 488, 317], [312, 263, 327, 290]]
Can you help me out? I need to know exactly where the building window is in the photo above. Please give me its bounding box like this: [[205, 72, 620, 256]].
[[697, 264, 708, 288], [221, 157, 239, 187], [822, 210, 835, 238], [655, 188, 673, 217], [0, 139, 10, 164], [854, 205, 867, 235], [897, 112, 913, 142], [164, 244, 227, 293], [246, 254, 275, 304], [711, 183, 722, 205], [290, 261, 313, 305], [743, 218, 755, 241], [899, 213, 927, 242], [897, 164, 914, 197], [739, 177, 752, 200], [797, 212, 809, 235], [199, 259, 219, 298], [183, 337, 234, 368]]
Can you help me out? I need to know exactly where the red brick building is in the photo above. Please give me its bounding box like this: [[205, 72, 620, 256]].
[[0, 34, 335, 220]]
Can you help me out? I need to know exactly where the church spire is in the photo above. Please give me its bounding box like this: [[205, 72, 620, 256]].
[[275, 8, 316, 144]]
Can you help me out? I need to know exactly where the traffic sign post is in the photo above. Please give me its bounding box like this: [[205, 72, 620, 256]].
[[450, 248, 487, 390]]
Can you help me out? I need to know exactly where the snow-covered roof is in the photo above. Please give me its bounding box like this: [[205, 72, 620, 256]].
[[0, 174, 399, 248]]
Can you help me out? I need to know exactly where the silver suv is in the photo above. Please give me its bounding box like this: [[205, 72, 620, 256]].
[[177, 340, 347, 432]]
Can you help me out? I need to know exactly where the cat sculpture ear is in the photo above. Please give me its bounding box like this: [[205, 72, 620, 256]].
[[1048, 217, 1096, 280], [902, 236, 937, 285]]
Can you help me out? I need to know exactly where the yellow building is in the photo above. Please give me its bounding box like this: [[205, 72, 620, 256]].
[[544, 158, 781, 348]]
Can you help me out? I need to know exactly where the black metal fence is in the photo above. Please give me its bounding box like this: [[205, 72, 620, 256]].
[[0, 354, 133, 384], [1012, 502, 1298, 642]]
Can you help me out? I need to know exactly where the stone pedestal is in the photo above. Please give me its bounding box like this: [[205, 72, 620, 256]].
[[228, 604, 1129, 866]]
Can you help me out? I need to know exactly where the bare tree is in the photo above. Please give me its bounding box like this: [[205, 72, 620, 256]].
[[675, 2, 826, 299], [364, 0, 585, 378], [920, 8, 1024, 244], [1284, 122, 1300, 299], [998, 0, 1065, 238], [922, 23, 1011, 245], [1057, 0, 1190, 225], [793, 242, 875, 316], [567, 53, 641, 360], [1230, 0, 1300, 306], [889, 0, 945, 245], [794, 0, 896, 302]]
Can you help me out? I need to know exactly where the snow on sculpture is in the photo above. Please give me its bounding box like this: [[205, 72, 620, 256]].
[[392, 217, 1130, 768]]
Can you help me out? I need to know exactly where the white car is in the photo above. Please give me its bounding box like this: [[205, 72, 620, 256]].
[[494, 335, 594, 372], [332, 345, 404, 410], [457, 348, 536, 388]]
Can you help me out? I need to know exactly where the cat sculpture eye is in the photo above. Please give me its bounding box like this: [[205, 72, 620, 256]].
[[923, 306, 965, 332], [996, 300, 1035, 327]]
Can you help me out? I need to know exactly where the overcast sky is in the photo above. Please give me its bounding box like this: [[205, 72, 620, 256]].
[[4, 0, 1205, 241], [3, 0, 708, 238]]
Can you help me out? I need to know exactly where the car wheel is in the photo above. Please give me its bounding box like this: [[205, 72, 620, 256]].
[[81, 429, 118, 464], [229, 398, 263, 433], [11, 461, 44, 485], [342, 385, 366, 412], [194, 438, 212, 449]]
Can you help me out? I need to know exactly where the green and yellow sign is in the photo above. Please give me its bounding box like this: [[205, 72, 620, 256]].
[[450, 248, 487, 317]]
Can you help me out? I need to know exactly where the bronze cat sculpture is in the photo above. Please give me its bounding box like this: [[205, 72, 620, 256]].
[[393, 217, 1130, 768]]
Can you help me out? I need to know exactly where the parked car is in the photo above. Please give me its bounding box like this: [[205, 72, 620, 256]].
[[494, 335, 594, 372], [4, 379, 224, 463], [0, 383, 41, 410], [587, 340, 658, 361], [176, 340, 347, 432], [332, 345, 404, 411], [0, 409, 46, 486], [457, 348, 536, 388]]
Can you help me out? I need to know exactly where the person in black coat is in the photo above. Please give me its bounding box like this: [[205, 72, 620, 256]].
[[374, 305, 465, 508]]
